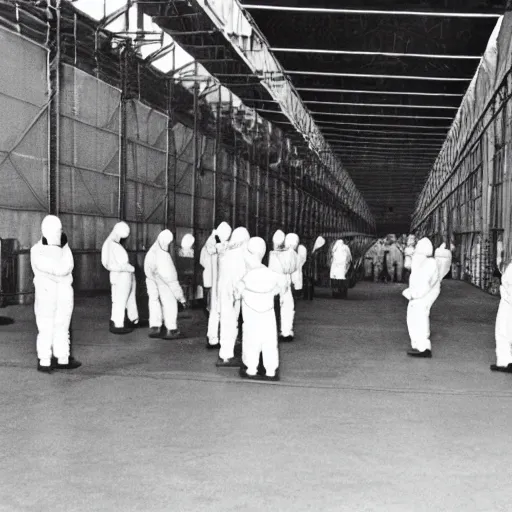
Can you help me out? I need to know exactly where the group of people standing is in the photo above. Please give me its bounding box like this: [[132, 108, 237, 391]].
[[28, 213, 512, 378], [29, 215, 325, 381]]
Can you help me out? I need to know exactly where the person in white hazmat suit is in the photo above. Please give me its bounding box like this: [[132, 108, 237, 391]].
[[434, 243, 452, 282], [216, 226, 250, 366], [30, 215, 81, 373], [269, 231, 299, 341], [292, 244, 307, 299], [491, 259, 512, 373], [199, 231, 215, 315], [101, 221, 139, 334], [205, 222, 232, 350], [385, 238, 404, 283], [235, 237, 287, 381], [330, 239, 352, 299], [402, 237, 440, 358], [144, 230, 188, 340], [403, 234, 416, 283]]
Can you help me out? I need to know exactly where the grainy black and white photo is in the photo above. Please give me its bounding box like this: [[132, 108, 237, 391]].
[[1, 0, 512, 510]]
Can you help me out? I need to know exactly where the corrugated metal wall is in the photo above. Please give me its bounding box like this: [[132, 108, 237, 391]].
[[0, 25, 372, 304], [412, 14, 512, 294]]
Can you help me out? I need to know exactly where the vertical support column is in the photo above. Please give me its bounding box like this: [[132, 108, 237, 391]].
[[165, 77, 173, 230], [253, 121, 260, 236], [255, 164, 260, 236], [191, 62, 199, 293], [118, 40, 130, 221], [231, 92, 237, 227], [265, 129, 271, 241], [172, 49, 177, 232], [48, 0, 61, 215], [212, 86, 221, 227], [246, 160, 250, 230]]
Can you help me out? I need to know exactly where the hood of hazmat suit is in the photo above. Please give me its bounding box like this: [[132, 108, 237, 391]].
[[272, 230, 286, 250], [292, 244, 308, 290], [217, 227, 251, 297], [216, 222, 232, 243], [31, 215, 74, 284], [144, 230, 185, 303], [101, 222, 134, 273], [404, 237, 440, 301], [434, 243, 453, 281], [330, 239, 352, 280], [178, 233, 195, 258], [41, 215, 63, 246], [268, 234, 299, 276], [236, 237, 286, 312], [312, 236, 326, 254], [284, 233, 300, 251]]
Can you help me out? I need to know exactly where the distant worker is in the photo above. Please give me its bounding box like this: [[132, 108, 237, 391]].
[[330, 239, 352, 299], [292, 244, 307, 299]]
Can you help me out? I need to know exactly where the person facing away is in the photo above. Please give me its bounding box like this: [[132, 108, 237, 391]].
[[235, 237, 287, 381], [268, 230, 299, 341]]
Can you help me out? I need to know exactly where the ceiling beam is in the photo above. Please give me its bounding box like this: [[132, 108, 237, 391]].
[[323, 133, 444, 142], [319, 127, 448, 137], [316, 120, 451, 130], [312, 111, 454, 120], [296, 87, 464, 98], [305, 100, 458, 110], [240, 5, 502, 18], [325, 139, 442, 148], [272, 47, 482, 60], [287, 70, 473, 82]]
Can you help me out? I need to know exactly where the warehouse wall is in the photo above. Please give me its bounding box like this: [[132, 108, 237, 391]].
[[0, 25, 371, 304], [412, 14, 512, 294]]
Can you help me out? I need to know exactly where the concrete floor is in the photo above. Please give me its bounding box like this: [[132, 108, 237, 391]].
[[0, 280, 511, 512]]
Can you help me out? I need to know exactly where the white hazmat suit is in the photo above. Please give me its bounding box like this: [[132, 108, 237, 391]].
[[101, 222, 138, 333], [434, 243, 453, 281], [30, 215, 78, 372], [491, 262, 512, 372], [217, 226, 250, 364], [330, 239, 352, 298], [144, 230, 187, 339], [292, 244, 308, 295], [236, 237, 286, 381], [269, 232, 298, 340], [205, 222, 232, 349], [402, 238, 440, 357]]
